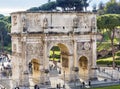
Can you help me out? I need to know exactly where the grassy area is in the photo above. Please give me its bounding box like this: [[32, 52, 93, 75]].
[[98, 57, 113, 61], [97, 51, 120, 65], [97, 42, 111, 51], [50, 51, 60, 55], [89, 85, 120, 89], [49, 50, 61, 61], [97, 57, 120, 66]]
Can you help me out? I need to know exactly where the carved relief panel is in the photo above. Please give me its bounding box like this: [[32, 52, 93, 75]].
[[73, 15, 90, 29], [22, 16, 27, 32], [13, 44, 17, 52], [34, 15, 41, 26], [27, 43, 43, 56], [83, 16, 89, 28], [77, 42, 84, 51], [43, 17, 48, 28], [12, 15, 17, 26], [91, 17, 96, 29], [77, 42, 91, 51], [83, 42, 91, 50], [73, 16, 79, 28]]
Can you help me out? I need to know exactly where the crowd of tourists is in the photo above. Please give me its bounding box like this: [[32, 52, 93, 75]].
[[0, 53, 12, 77]]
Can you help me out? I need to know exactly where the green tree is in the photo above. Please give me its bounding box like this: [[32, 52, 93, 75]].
[[39, 1, 57, 11], [56, 0, 89, 11], [92, 4, 97, 13], [0, 14, 4, 18], [104, 0, 120, 14], [28, 0, 90, 11], [56, 0, 68, 11], [27, 7, 39, 11], [98, 1, 104, 10], [97, 1, 105, 15], [28, 1, 57, 11], [0, 20, 7, 52], [97, 14, 120, 69], [0, 16, 11, 53]]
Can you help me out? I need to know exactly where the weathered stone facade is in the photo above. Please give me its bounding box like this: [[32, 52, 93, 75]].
[[11, 11, 97, 87]]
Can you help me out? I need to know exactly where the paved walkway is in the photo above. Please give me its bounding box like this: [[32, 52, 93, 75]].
[[1, 67, 120, 89], [97, 67, 120, 80]]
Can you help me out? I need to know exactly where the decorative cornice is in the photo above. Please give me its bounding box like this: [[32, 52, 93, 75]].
[[11, 11, 95, 15]]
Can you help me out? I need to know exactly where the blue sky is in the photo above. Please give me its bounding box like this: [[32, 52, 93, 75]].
[[0, 0, 110, 16]]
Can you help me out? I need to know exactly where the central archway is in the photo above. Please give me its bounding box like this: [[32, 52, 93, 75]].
[[49, 45, 61, 76], [48, 43, 70, 77]]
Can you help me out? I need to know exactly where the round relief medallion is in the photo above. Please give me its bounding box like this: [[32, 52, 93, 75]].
[[84, 42, 90, 50]]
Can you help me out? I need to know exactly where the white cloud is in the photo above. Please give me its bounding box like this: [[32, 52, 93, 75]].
[[0, 8, 26, 16]]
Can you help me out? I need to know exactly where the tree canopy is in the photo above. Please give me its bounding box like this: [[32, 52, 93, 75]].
[[39, 1, 57, 11], [0, 15, 11, 53], [97, 1, 105, 15], [28, 1, 57, 11], [0, 14, 4, 18], [97, 14, 120, 29], [0, 20, 7, 52], [97, 14, 120, 68], [27, 0, 89, 11], [104, 0, 120, 14], [56, 0, 88, 11], [97, 0, 120, 15]]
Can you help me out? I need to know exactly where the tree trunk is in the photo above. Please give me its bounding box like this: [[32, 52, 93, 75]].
[[111, 29, 115, 69], [53, 49, 55, 61], [111, 40, 115, 69]]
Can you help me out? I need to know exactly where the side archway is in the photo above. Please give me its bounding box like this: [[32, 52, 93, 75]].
[[29, 59, 40, 83], [79, 56, 88, 80]]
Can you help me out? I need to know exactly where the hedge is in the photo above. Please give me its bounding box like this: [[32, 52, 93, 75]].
[[97, 60, 120, 65]]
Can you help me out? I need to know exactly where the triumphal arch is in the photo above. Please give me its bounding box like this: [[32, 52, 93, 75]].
[[11, 11, 97, 87]]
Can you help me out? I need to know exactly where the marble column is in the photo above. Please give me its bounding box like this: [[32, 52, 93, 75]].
[[43, 36, 50, 83], [91, 35, 97, 80], [73, 40, 77, 67], [44, 37, 48, 69], [23, 35, 30, 89]]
